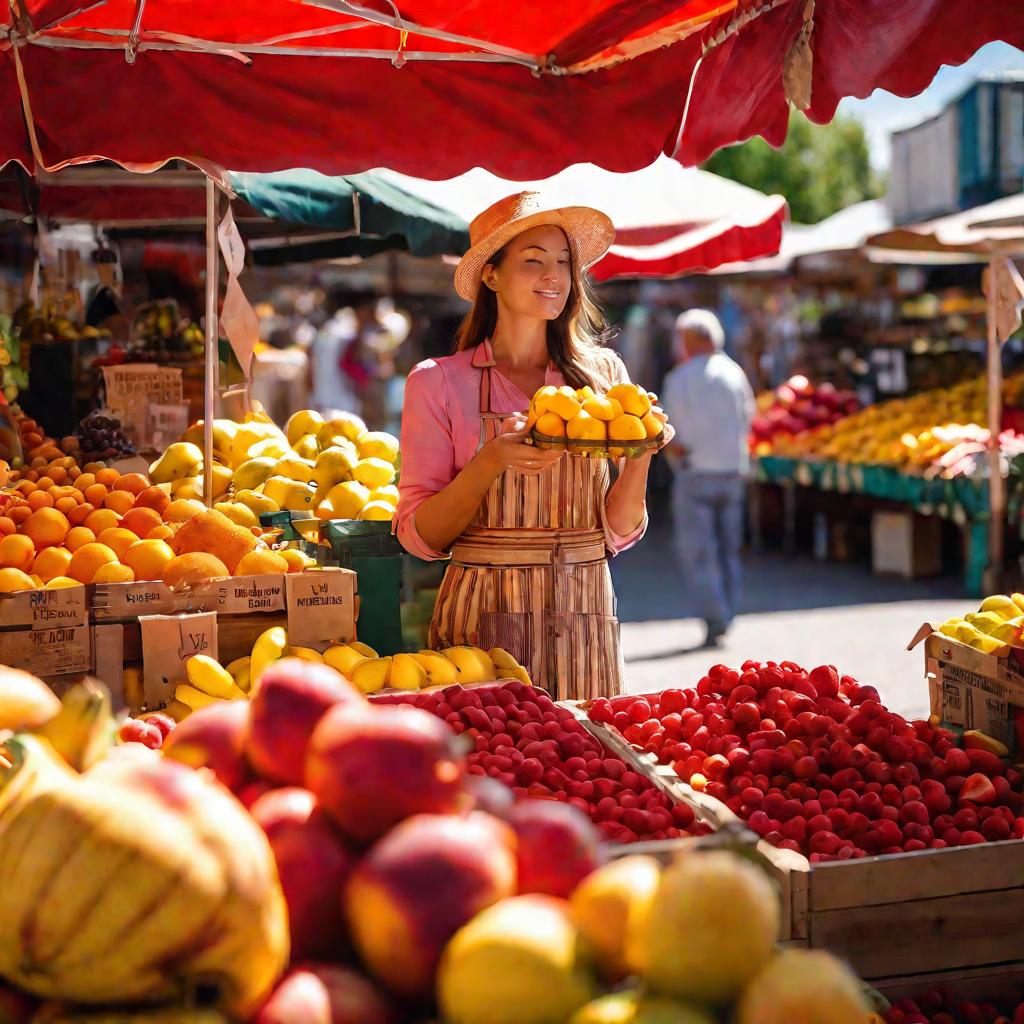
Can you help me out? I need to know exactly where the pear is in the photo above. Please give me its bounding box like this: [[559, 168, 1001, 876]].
[[293, 433, 320, 461], [352, 457, 397, 491], [414, 651, 458, 686], [351, 656, 392, 694], [231, 456, 279, 492], [149, 441, 203, 483], [248, 436, 290, 461], [285, 408, 325, 445], [262, 476, 316, 512], [313, 446, 358, 489], [317, 412, 367, 447], [443, 647, 496, 684], [276, 455, 316, 484], [356, 430, 400, 464], [324, 480, 370, 519], [390, 653, 427, 690], [323, 644, 369, 677]]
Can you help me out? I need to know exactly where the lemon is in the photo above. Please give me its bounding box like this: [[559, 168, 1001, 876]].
[[325, 480, 371, 519], [285, 408, 324, 445], [313, 445, 358, 488], [368, 484, 400, 506], [358, 500, 394, 521], [535, 412, 567, 437], [567, 410, 606, 441], [276, 455, 315, 484], [357, 430, 400, 463], [352, 457, 396, 490], [608, 413, 647, 441]]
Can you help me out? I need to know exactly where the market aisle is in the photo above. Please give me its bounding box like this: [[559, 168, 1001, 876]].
[[613, 508, 965, 721]]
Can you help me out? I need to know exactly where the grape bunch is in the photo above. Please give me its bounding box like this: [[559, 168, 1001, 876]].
[[73, 412, 136, 461]]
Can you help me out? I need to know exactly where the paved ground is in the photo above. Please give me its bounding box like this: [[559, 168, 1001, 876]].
[[612, 507, 967, 721]]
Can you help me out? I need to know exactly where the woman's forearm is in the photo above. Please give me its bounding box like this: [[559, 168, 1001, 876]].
[[413, 449, 502, 554], [605, 455, 651, 537]]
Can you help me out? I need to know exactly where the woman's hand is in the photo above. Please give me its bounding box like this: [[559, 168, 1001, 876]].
[[481, 413, 565, 476]]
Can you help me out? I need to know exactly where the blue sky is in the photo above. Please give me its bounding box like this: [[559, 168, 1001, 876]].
[[839, 42, 1024, 168]]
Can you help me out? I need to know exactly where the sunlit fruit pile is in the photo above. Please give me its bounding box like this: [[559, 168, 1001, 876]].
[[526, 382, 666, 446], [750, 374, 860, 454], [767, 374, 1024, 472], [586, 660, 1024, 860], [935, 591, 1024, 657], [883, 986, 1024, 1023], [374, 680, 706, 845], [167, 406, 400, 523]]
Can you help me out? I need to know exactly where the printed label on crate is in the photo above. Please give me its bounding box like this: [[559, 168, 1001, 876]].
[[213, 574, 286, 614], [0, 623, 92, 676], [935, 659, 1014, 747], [140, 611, 218, 708], [0, 586, 87, 629], [92, 581, 205, 621], [285, 569, 356, 645]]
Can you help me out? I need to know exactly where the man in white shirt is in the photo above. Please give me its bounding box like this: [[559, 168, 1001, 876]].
[[662, 309, 755, 647]]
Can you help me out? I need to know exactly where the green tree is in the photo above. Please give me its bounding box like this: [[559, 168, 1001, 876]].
[[703, 112, 882, 224]]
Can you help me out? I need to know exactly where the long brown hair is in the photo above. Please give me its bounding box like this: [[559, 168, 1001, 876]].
[[454, 239, 617, 390]]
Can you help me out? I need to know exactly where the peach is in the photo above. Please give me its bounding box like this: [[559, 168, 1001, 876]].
[[343, 813, 516, 999], [163, 699, 253, 793], [255, 963, 397, 1024], [307, 704, 466, 843], [503, 799, 604, 898], [248, 659, 358, 786], [251, 788, 357, 961]]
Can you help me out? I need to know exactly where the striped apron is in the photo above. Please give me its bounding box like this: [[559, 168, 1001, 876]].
[[429, 363, 624, 701]]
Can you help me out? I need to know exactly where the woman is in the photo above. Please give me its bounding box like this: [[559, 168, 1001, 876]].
[[395, 192, 668, 700]]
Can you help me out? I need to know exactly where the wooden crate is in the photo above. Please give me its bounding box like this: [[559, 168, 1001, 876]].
[[567, 703, 1024, 982], [873, 962, 1024, 1004]]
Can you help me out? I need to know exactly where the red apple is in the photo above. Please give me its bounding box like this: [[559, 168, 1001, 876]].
[[249, 659, 359, 786], [162, 699, 252, 792], [251, 787, 358, 961], [256, 963, 397, 1024], [306, 704, 466, 843]]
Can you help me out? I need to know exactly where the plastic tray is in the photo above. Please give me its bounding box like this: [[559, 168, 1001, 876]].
[[530, 429, 664, 459]]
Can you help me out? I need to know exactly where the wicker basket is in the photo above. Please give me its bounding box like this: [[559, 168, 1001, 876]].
[[530, 429, 663, 459]]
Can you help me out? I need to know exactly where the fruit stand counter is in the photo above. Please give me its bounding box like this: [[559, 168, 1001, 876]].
[[751, 454, 995, 593]]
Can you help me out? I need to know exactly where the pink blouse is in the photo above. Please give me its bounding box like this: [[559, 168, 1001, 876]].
[[394, 339, 648, 561]]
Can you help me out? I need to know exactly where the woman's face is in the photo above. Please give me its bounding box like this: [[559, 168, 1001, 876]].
[[484, 224, 572, 321]]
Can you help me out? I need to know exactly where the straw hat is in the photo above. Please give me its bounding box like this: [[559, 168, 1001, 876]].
[[454, 191, 615, 301]]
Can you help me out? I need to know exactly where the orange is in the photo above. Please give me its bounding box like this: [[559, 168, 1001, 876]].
[[67, 465, 81, 480], [47, 466, 68, 485], [104, 490, 135, 516], [83, 483, 108, 506], [8, 506, 31, 526], [96, 527, 141, 560], [92, 562, 134, 584], [0, 567, 36, 593], [121, 506, 162, 538], [95, 467, 120, 488], [26, 490, 54, 511], [165, 498, 204, 523], [54, 497, 79, 517], [67, 503, 95, 527], [44, 576, 83, 590], [75, 472, 96, 492], [32, 546, 72, 583], [67, 542, 119, 584], [640, 411, 663, 439], [113, 472, 149, 496], [83, 461, 105, 474], [235, 549, 289, 575], [34, 476, 55, 492], [134, 486, 171, 516], [22, 507, 70, 550], [65, 526, 96, 552], [0, 517, 13, 537], [84, 508, 120, 535], [123, 539, 175, 581], [146, 524, 174, 541], [0, 534, 35, 571], [162, 552, 229, 589]]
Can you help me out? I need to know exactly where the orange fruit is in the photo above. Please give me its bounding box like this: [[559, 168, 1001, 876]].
[[640, 411, 663, 439], [67, 503, 95, 527], [134, 486, 171, 516], [26, 490, 54, 511], [55, 497, 79, 517], [44, 576, 83, 590], [68, 542, 119, 583], [95, 467, 120, 488], [0, 517, 13, 537], [34, 476, 55, 492], [32, 546, 72, 583], [121, 507, 162, 538], [47, 466, 68, 485], [23, 471, 38, 483], [146, 524, 174, 541], [83, 483, 108, 507], [104, 490, 135, 516], [22, 507, 70, 550], [113, 472, 149, 496], [8, 506, 31, 526], [165, 499, 204, 524], [83, 461, 105, 474], [96, 527, 141, 560], [123, 539, 175, 581], [280, 549, 311, 573], [84, 508, 120, 535], [67, 465, 81, 480], [235, 549, 289, 575], [92, 562, 135, 584], [0, 567, 36, 593], [65, 526, 96, 552], [0, 534, 36, 571], [161, 552, 229, 589], [75, 472, 96, 492]]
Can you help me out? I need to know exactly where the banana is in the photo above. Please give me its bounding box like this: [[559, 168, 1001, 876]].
[[488, 646, 532, 682], [225, 655, 251, 683], [186, 655, 244, 700], [414, 650, 459, 686], [174, 684, 226, 712], [34, 678, 115, 772], [122, 666, 144, 713], [250, 626, 288, 691], [289, 647, 325, 664], [163, 699, 193, 722], [323, 644, 368, 677]]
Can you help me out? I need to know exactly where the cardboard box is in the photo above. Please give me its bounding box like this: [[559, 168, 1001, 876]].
[[140, 611, 218, 708], [0, 622, 93, 676], [0, 585, 87, 629], [909, 623, 1024, 751], [872, 512, 942, 578]]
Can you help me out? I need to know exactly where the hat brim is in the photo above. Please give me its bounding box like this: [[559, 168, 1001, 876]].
[[454, 205, 615, 302]]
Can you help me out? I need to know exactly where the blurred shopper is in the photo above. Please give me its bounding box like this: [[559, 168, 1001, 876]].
[[251, 328, 310, 427], [310, 287, 359, 416], [338, 289, 399, 430], [663, 309, 754, 647]]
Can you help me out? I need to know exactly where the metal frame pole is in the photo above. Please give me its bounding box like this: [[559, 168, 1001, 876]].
[[985, 255, 1004, 593], [203, 178, 218, 507]]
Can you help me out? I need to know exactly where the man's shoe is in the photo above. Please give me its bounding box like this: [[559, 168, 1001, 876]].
[[702, 621, 727, 648]]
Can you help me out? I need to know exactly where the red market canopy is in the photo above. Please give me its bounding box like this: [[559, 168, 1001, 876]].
[[385, 157, 788, 279], [1, 0, 1020, 178]]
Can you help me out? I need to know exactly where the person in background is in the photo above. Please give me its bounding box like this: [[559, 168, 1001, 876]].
[[250, 327, 310, 426], [338, 289, 398, 430], [310, 287, 360, 417], [662, 309, 754, 648]]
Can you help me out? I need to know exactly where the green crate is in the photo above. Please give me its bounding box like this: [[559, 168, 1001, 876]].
[[258, 509, 319, 543]]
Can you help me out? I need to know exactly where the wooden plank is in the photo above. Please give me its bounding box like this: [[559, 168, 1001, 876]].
[[812, 887, 1024, 979], [809, 840, 1024, 911], [216, 612, 288, 664], [93, 623, 125, 709], [873, 961, 1024, 1002]]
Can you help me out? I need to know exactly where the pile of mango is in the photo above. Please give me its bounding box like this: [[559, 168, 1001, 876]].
[[937, 593, 1024, 655]]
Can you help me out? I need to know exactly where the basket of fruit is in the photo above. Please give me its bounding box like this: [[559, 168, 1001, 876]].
[[527, 382, 667, 458]]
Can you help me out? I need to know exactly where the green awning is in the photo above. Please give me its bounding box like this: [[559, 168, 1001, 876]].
[[228, 168, 469, 262]]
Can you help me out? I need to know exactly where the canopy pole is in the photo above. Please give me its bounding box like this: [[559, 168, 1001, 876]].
[[204, 178, 218, 508], [985, 255, 1004, 594]]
